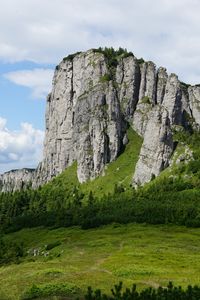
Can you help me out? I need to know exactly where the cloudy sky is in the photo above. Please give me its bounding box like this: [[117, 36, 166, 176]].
[[1, 0, 200, 173]]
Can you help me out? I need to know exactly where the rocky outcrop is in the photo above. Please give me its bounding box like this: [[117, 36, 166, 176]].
[[132, 73, 192, 186], [0, 169, 34, 192], [170, 145, 193, 166], [133, 107, 173, 185], [39, 50, 126, 184], [132, 63, 158, 136], [1, 48, 200, 192], [188, 86, 200, 127], [116, 55, 140, 119], [138, 61, 156, 104], [156, 67, 168, 104]]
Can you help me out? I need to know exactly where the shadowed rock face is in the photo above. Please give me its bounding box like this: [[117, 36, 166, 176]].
[[133, 107, 173, 186], [1, 48, 200, 191], [188, 86, 200, 127]]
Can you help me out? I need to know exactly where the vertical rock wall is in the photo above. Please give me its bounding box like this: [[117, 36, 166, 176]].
[[1, 48, 200, 191]]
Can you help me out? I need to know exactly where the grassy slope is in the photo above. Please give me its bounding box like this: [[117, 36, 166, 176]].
[[81, 128, 142, 196], [1, 224, 200, 299], [46, 127, 142, 198]]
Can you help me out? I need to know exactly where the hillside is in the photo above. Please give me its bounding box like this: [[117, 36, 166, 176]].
[[1, 48, 200, 299], [1, 123, 200, 233], [1, 224, 200, 299]]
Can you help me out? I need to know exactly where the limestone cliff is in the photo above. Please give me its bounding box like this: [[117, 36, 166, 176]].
[[0, 169, 34, 192], [37, 50, 126, 184], [1, 48, 200, 191]]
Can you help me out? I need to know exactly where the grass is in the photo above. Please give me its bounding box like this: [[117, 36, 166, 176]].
[[43, 162, 80, 193], [1, 223, 200, 299], [46, 127, 142, 199], [81, 128, 142, 197]]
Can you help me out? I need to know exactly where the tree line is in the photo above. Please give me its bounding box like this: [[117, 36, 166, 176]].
[[0, 175, 200, 233]]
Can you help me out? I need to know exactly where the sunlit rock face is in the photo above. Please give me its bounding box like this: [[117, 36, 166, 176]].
[[0, 169, 34, 192], [1, 48, 200, 191]]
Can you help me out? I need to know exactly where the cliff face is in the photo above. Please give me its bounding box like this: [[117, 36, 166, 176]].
[[38, 50, 127, 184], [1, 48, 200, 192], [0, 169, 34, 192], [132, 72, 193, 185]]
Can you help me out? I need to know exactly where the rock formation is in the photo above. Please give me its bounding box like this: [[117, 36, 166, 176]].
[[0, 169, 34, 192], [188, 86, 200, 127], [1, 48, 200, 192]]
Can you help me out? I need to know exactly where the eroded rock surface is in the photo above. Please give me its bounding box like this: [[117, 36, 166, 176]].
[[188, 86, 200, 127], [1, 48, 200, 191], [133, 107, 173, 185], [0, 169, 34, 192]]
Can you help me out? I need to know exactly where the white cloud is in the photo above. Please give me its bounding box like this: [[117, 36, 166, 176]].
[[1, 0, 200, 171], [0, 0, 200, 83], [4, 68, 54, 99], [0, 117, 44, 173]]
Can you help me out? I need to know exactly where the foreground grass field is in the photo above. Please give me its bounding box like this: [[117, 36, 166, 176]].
[[1, 223, 200, 299]]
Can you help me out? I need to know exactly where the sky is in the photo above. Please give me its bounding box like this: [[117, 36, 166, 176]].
[[1, 0, 200, 173]]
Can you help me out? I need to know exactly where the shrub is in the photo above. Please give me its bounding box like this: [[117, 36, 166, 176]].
[[63, 52, 82, 62], [45, 240, 61, 251], [140, 96, 150, 104], [83, 281, 200, 300], [0, 238, 25, 265], [100, 74, 111, 82], [137, 58, 145, 64], [22, 283, 79, 300]]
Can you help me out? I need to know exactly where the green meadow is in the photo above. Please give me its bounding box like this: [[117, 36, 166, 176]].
[[1, 223, 200, 299], [2, 122, 200, 299]]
